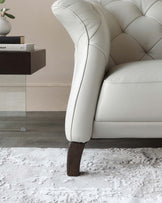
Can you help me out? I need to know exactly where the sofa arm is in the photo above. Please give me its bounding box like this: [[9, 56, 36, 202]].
[[52, 0, 110, 142]]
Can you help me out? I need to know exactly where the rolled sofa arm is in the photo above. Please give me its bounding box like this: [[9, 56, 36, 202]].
[[52, 0, 110, 142]]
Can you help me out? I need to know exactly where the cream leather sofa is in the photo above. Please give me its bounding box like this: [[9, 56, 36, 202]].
[[52, 0, 162, 176]]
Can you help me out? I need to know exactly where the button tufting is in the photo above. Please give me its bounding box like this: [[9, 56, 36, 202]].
[[93, 0, 162, 65]]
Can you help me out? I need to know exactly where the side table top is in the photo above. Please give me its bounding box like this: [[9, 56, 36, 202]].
[[0, 49, 46, 75]]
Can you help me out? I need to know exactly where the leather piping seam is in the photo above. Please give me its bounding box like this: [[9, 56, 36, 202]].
[[89, 5, 102, 40], [109, 54, 118, 65], [60, 4, 107, 141], [65, 8, 90, 142], [52, 6, 85, 44], [110, 51, 146, 66], [111, 32, 122, 41], [53, 4, 90, 141], [54, 3, 108, 141], [94, 120, 162, 123], [105, 81, 162, 84], [146, 15, 162, 26], [123, 15, 142, 31], [89, 43, 107, 61], [141, 53, 154, 60], [103, 0, 160, 16], [147, 37, 162, 53], [144, 0, 160, 15], [124, 32, 146, 51]]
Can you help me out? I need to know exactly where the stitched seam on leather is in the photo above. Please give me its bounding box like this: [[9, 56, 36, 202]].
[[103, 0, 140, 9], [54, 4, 91, 141], [111, 32, 146, 52], [111, 32, 146, 60], [106, 10, 123, 31], [89, 5, 102, 40], [54, 3, 101, 42], [124, 32, 146, 51], [147, 15, 162, 26], [144, 53, 154, 59], [68, 12, 90, 142], [110, 50, 146, 65], [110, 54, 118, 65], [97, 1, 121, 37], [53, 6, 85, 43], [140, 15, 162, 55], [111, 31, 123, 41], [94, 120, 162, 123], [138, 52, 150, 60], [54, 3, 109, 141], [111, 15, 143, 42], [101, 0, 115, 7], [147, 37, 162, 53], [76, 32, 86, 45], [53, 5, 90, 141], [123, 15, 142, 31], [109, 55, 116, 65], [129, 1, 144, 15], [144, 0, 160, 15], [67, 5, 108, 141], [105, 81, 162, 84], [140, 54, 153, 60], [103, 0, 143, 20], [72, 2, 101, 40], [137, 15, 162, 54], [89, 22, 102, 40], [52, 0, 77, 9], [89, 44, 107, 60], [67, 4, 108, 142]]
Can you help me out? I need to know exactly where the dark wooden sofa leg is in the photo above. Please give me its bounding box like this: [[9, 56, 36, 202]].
[[67, 142, 85, 176]]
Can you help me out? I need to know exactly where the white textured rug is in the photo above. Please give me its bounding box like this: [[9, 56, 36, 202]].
[[1, 148, 162, 202]]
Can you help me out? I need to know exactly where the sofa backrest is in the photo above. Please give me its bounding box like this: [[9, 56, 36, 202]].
[[92, 0, 162, 67]]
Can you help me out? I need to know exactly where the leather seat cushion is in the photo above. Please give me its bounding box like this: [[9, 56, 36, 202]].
[[95, 60, 162, 122]]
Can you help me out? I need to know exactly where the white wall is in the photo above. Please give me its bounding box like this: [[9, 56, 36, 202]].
[[3, 0, 74, 111]]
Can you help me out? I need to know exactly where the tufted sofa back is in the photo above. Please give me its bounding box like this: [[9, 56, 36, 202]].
[[89, 0, 162, 67]]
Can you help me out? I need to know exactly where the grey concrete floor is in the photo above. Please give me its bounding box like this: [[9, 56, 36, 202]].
[[0, 112, 67, 148], [0, 111, 162, 148]]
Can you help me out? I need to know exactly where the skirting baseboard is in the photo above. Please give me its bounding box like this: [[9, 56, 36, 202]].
[[0, 83, 71, 87], [27, 83, 71, 87]]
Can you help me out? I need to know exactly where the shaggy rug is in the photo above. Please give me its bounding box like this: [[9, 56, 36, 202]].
[[0, 148, 162, 202]]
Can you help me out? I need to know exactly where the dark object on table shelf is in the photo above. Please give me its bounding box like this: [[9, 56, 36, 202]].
[[0, 49, 46, 75], [0, 36, 25, 44]]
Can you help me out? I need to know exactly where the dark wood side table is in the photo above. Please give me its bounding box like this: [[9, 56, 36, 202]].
[[0, 49, 46, 131]]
